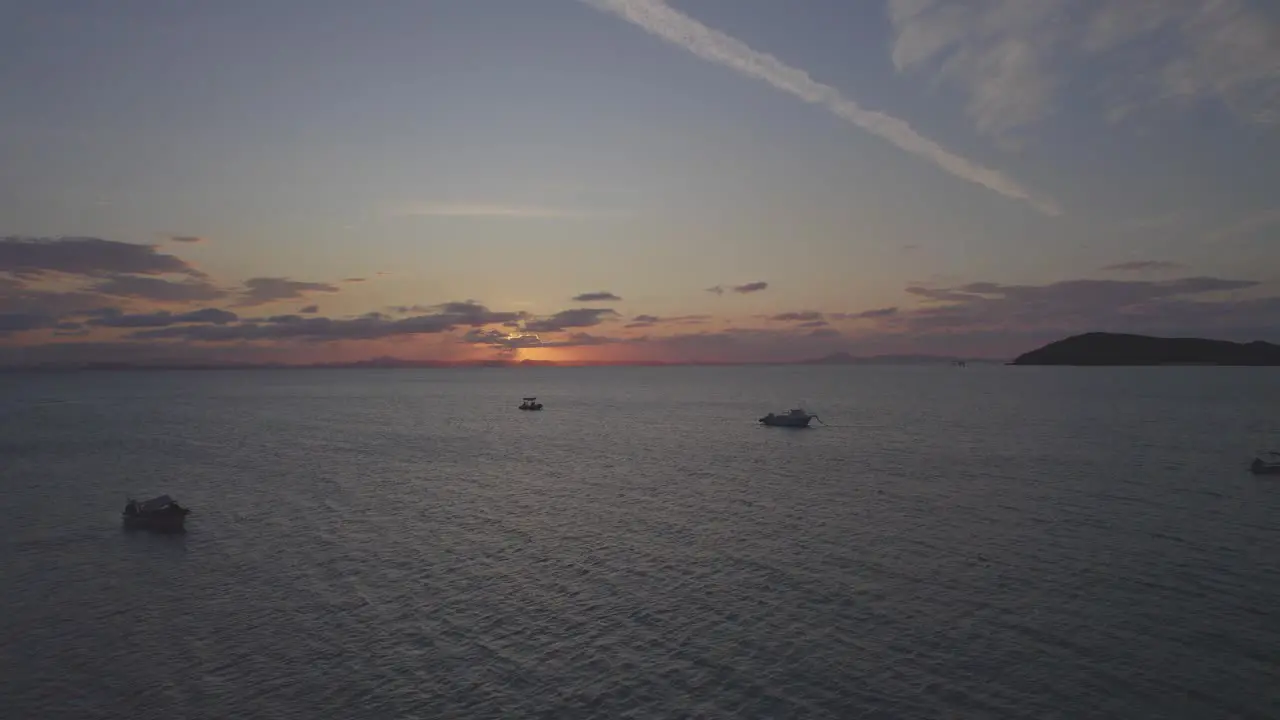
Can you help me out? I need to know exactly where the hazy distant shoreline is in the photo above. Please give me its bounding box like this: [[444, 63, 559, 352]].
[[11, 331, 1280, 371], [0, 361, 997, 372], [0, 353, 997, 372]]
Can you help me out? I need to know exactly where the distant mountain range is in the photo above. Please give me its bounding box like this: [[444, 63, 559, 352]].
[[1011, 332, 1280, 366], [0, 352, 990, 372], [798, 351, 986, 365], [12, 334, 1275, 370]]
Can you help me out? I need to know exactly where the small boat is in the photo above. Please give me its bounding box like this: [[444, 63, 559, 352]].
[[122, 495, 190, 531], [759, 408, 819, 428], [518, 397, 543, 411], [1250, 452, 1280, 475]]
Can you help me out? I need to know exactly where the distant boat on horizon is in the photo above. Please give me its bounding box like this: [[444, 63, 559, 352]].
[[518, 397, 543, 411], [759, 408, 818, 428]]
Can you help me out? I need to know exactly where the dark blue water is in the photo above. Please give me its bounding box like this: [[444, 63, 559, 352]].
[[2, 366, 1279, 719]]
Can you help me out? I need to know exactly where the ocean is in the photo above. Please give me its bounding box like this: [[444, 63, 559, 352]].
[[2, 366, 1278, 719]]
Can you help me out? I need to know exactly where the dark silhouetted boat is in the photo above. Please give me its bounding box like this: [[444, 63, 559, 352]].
[[518, 397, 543, 411], [1250, 453, 1280, 475], [122, 495, 190, 531], [759, 408, 818, 428]]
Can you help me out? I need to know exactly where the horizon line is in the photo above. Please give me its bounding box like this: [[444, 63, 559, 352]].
[[0, 354, 1003, 372]]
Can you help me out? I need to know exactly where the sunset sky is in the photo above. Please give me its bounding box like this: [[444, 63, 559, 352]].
[[3, 0, 1279, 365]]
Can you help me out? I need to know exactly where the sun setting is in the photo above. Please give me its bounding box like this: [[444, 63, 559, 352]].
[[4, 3, 1280, 717], [4, 0, 1280, 366]]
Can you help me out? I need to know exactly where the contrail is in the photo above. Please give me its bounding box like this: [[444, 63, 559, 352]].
[[579, 0, 1061, 216]]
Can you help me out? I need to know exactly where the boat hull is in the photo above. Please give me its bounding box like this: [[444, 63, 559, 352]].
[[759, 416, 813, 428], [122, 514, 187, 532]]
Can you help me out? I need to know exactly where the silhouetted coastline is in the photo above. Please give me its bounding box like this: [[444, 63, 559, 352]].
[[1012, 332, 1280, 366]]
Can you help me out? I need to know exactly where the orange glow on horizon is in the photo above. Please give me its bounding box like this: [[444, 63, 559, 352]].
[[513, 346, 579, 363]]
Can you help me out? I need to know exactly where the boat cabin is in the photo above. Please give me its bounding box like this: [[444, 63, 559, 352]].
[[759, 408, 817, 427]]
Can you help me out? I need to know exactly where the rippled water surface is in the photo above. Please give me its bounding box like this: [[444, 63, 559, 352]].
[[3, 366, 1279, 719]]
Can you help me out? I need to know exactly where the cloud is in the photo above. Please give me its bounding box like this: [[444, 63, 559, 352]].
[[462, 329, 546, 352], [167, 235, 205, 243], [343, 277, 366, 283], [892, 275, 1269, 340], [888, 0, 1280, 140], [546, 332, 625, 347], [130, 302, 525, 343], [90, 275, 227, 303], [1102, 260, 1186, 273], [235, 277, 341, 307], [0, 284, 113, 316], [461, 328, 626, 354], [298, 305, 320, 314], [432, 300, 526, 325], [732, 281, 769, 294], [524, 307, 620, 332], [0, 236, 202, 278], [706, 285, 725, 295], [571, 291, 622, 302], [624, 314, 711, 328], [769, 311, 823, 322], [598, 275, 1280, 362], [9, 271, 1277, 364], [581, 0, 1059, 214], [396, 203, 580, 219], [904, 277, 1259, 311], [830, 307, 900, 320], [607, 326, 850, 362], [0, 312, 54, 335], [86, 307, 239, 328]]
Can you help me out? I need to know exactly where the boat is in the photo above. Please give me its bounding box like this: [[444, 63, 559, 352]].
[[122, 495, 190, 531], [1250, 452, 1280, 475], [518, 397, 543, 411], [759, 408, 819, 428]]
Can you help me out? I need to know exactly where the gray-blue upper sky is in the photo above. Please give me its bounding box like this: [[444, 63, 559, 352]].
[[3, 0, 1279, 362]]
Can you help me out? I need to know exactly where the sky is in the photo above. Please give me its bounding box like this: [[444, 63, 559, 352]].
[[3, 0, 1280, 365]]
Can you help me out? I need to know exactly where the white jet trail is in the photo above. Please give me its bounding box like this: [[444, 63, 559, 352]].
[[579, 0, 1061, 216]]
